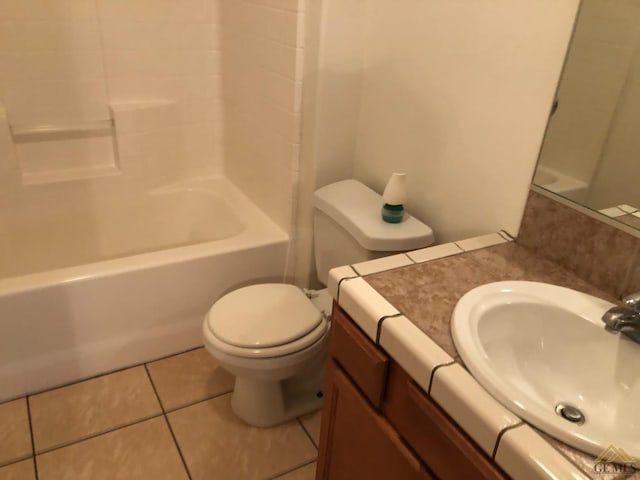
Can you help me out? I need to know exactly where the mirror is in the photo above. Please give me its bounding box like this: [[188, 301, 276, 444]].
[[533, 0, 640, 230]]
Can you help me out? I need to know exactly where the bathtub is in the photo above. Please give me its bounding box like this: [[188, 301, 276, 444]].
[[533, 165, 588, 204], [0, 177, 289, 401]]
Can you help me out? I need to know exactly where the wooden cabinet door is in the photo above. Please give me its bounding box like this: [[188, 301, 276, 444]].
[[383, 362, 507, 480], [316, 360, 433, 480]]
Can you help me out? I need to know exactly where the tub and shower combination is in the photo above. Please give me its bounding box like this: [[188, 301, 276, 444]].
[[0, 177, 289, 402]]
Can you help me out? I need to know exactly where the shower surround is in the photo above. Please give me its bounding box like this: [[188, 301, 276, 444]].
[[0, 0, 306, 400]]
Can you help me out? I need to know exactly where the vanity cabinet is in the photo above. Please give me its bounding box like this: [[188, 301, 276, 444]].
[[316, 304, 507, 480]]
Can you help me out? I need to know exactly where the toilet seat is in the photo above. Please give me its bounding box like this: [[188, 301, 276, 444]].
[[204, 284, 328, 359]]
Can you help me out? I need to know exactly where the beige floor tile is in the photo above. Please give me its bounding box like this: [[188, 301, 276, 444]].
[[146, 347, 234, 411], [0, 460, 35, 480], [0, 399, 32, 466], [36, 417, 188, 480], [168, 394, 317, 480], [299, 410, 322, 447], [30, 367, 162, 452], [273, 462, 317, 480]]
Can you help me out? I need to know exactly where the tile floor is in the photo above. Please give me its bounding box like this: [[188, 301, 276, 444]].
[[0, 347, 321, 480]]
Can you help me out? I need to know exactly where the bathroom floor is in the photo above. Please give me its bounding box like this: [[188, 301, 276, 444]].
[[0, 348, 320, 480]]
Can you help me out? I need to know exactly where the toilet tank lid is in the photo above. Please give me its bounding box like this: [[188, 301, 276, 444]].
[[313, 179, 434, 252]]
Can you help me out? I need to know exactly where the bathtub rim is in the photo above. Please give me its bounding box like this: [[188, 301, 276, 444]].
[[0, 176, 289, 297]]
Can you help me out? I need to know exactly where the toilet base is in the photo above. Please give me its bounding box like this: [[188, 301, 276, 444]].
[[230, 364, 325, 428]]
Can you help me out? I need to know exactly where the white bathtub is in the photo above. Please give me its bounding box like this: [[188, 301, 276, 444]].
[[533, 165, 588, 204], [0, 177, 289, 401]]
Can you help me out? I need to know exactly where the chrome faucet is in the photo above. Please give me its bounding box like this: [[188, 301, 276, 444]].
[[602, 291, 640, 337]]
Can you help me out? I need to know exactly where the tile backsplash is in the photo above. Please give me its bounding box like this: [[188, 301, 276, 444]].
[[517, 189, 640, 299]]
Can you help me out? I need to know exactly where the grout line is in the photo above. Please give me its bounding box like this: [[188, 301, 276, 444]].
[[165, 391, 234, 415], [7, 346, 216, 475], [491, 421, 523, 460], [143, 364, 167, 414], [5, 346, 212, 474], [350, 264, 363, 276], [23, 346, 204, 400], [144, 345, 205, 366], [268, 459, 317, 480], [0, 394, 34, 408], [426, 361, 456, 396], [452, 241, 466, 252], [499, 230, 516, 241], [0, 455, 32, 471], [296, 417, 318, 449], [31, 456, 38, 480], [144, 364, 193, 480], [25, 396, 39, 480], [375, 313, 403, 345], [162, 415, 194, 480], [336, 274, 359, 304], [34, 413, 164, 457], [25, 365, 146, 399]]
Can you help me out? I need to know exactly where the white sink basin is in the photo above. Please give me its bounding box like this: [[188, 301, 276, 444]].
[[452, 281, 640, 458]]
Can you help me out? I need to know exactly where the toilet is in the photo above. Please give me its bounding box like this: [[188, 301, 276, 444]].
[[202, 179, 434, 427]]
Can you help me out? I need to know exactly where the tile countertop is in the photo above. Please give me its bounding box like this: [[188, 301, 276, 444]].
[[327, 233, 639, 480]]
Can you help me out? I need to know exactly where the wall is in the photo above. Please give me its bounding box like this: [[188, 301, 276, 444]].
[[99, 0, 224, 183], [538, 0, 640, 190], [0, 0, 224, 189], [292, 0, 369, 286], [219, 0, 305, 234], [352, 0, 580, 243], [295, 0, 580, 286]]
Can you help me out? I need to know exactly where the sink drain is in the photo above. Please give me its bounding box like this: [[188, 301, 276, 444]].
[[555, 403, 585, 424]]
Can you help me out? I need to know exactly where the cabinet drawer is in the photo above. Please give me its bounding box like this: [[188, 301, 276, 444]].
[[383, 361, 507, 480], [330, 304, 389, 408]]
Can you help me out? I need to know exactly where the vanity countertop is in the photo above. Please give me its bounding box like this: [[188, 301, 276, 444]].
[[365, 240, 617, 363], [329, 233, 639, 480]]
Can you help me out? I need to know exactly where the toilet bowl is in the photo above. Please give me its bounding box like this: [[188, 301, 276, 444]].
[[203, 179, 434, 427], [203, 284, 331, 427]]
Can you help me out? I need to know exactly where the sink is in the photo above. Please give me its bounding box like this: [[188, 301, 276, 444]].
[[452, 281, 640, 458]]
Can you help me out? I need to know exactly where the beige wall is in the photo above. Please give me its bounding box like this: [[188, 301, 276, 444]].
[[220, 0, 305, 234], [352, 0, 580, 243], [294, 0, 580, 286], [292, 0, 369, 286]]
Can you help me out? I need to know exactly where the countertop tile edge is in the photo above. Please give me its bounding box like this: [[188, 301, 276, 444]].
[[378, 315, 453, 393], [352, 253, 414, 276], [430, 363, 521, 457], [495, 424, 590, 480], [338, 277, 399, 342], [455, 232, 510, 252], [327, 265, 359, 301], [406, 242, 464, 264]]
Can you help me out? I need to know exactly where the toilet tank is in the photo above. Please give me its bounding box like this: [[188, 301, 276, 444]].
[[312, 180, 434, 285]]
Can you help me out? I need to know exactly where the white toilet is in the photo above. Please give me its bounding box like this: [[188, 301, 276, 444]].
[[202, 179, 434, 427]]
